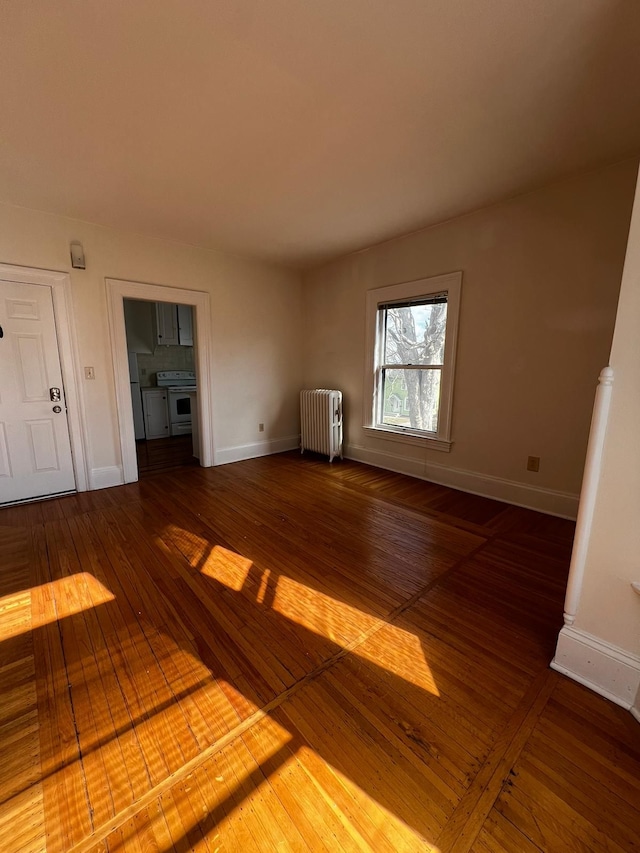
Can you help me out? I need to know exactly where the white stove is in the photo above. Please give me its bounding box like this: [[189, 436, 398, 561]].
[[156, 371, 197, 436], [156, 370, 197, 389]]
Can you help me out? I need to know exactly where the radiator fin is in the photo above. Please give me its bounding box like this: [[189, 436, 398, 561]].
[[300, 389, 343, 463]]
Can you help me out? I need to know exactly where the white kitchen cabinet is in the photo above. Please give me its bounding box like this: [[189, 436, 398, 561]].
[[155, 302, 179, 346], [155, 302, 193, 346], [177, 304, 193, 346], [141, 388, 169, 439]]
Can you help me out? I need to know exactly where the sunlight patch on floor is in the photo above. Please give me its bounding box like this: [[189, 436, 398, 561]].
[[305, 744, 443, 852], [188, 534, 382, 645], [354, 623, 440, 696], [0, 589, 31, 642], [272, 572, 380, 644], [190, 539, 440, 697], [186, 538, 255, 591], [0, 573, 114, 642], [106, 728, 295, 853]]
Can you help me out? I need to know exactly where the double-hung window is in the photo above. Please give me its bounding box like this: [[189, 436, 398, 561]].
[[364, 272, 462, 451]]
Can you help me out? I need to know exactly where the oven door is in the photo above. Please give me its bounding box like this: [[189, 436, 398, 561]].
[[168, 390, 192, 426]]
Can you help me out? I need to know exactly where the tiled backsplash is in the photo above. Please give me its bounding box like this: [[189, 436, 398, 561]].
[[137, 345, 194, 386]]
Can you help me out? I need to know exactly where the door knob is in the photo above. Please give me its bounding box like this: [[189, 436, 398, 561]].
[[52, 405, 62, 413]]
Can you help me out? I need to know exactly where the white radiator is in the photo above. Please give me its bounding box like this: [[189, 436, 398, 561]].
[[300, 389, 343, 463]]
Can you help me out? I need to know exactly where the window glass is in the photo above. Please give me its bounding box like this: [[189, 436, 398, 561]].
[[383, 302, 447, 366], [380, 367, 441, 432]]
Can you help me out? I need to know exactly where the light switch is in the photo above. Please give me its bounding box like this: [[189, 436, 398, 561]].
[[84, 366, 95, 380]]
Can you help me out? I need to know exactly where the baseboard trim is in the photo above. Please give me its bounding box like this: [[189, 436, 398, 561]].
[[215, 435, 300, 466], [89, 466, 124, 491], [551, 625, 640, 710], [345, 443, 579, 519]]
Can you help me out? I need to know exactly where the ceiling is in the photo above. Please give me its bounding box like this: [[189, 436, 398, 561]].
[[0, 0, 639, 268]]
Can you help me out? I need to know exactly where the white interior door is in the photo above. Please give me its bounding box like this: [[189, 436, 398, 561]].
[[0, 280, 76, 503]]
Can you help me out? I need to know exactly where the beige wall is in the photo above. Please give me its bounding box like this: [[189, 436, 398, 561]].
[[302, 159, 638, 515], [573, 169, 640, 658], [1, 159, 635, 511], [0, 203, 303, 481]]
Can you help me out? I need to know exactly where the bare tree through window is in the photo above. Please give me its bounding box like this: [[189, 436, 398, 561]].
[[381, 299, 447, 431]]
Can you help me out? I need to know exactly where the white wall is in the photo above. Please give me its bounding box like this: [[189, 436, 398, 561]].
[[553, 166, 640, 713], [0, 203, 303, 485], [302, 159, 638, 517]]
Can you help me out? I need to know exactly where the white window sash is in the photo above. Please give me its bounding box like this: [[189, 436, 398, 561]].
[[377, 364, 443, 431], [364, 271, 462, 447]]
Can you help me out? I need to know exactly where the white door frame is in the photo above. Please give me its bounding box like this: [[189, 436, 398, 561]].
[[106, 278, 214, 483], [0, 262, 89, 493]]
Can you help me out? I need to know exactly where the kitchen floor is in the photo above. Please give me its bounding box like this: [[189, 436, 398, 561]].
[[135, 435, 198, 477]]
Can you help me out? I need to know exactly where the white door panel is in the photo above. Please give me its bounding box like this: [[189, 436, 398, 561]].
[[27, 419, 61, 471], [0, 281, 76, 503], [0, 423, 11, 477], [6, 297, 40, 320], [14, 334, 49, 400]]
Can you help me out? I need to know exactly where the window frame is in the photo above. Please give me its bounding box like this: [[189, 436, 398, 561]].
[[363, 271, 462, 452]]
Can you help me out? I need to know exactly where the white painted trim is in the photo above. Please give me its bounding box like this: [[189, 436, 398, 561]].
[[363, 425, 452, 452], [214, 435, 299, 466], [562, 366, 614, 626], [631, 706, 640, 725], [346, 442, 579, 518], [89, 466, 124, 491], [0, 262, 89, 492], [363, 271, 462, 444], [106, 278, 215, 483], [551, 625, 640, 710]]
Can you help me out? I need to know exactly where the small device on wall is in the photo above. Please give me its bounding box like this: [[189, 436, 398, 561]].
[[70, 241, 86, 269]]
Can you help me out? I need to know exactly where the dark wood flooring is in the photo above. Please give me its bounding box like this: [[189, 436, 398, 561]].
[[0, 452, 639, 852], [135, 435, 198, 477]]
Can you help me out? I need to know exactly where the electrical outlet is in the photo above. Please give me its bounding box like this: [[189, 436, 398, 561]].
[[527, 455, 540, 472], [84, 366, 95, 380], [258, 423, 264, 432]]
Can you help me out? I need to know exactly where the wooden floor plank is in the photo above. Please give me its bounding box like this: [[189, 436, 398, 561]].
[[30, 525, 94, 851]]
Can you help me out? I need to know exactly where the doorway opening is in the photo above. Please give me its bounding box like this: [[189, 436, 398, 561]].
[[124, 297, 200, 478], [106, 279, 214, 484]]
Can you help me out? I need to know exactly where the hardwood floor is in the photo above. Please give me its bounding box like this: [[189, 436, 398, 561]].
[[1, 452, 639, 851]]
